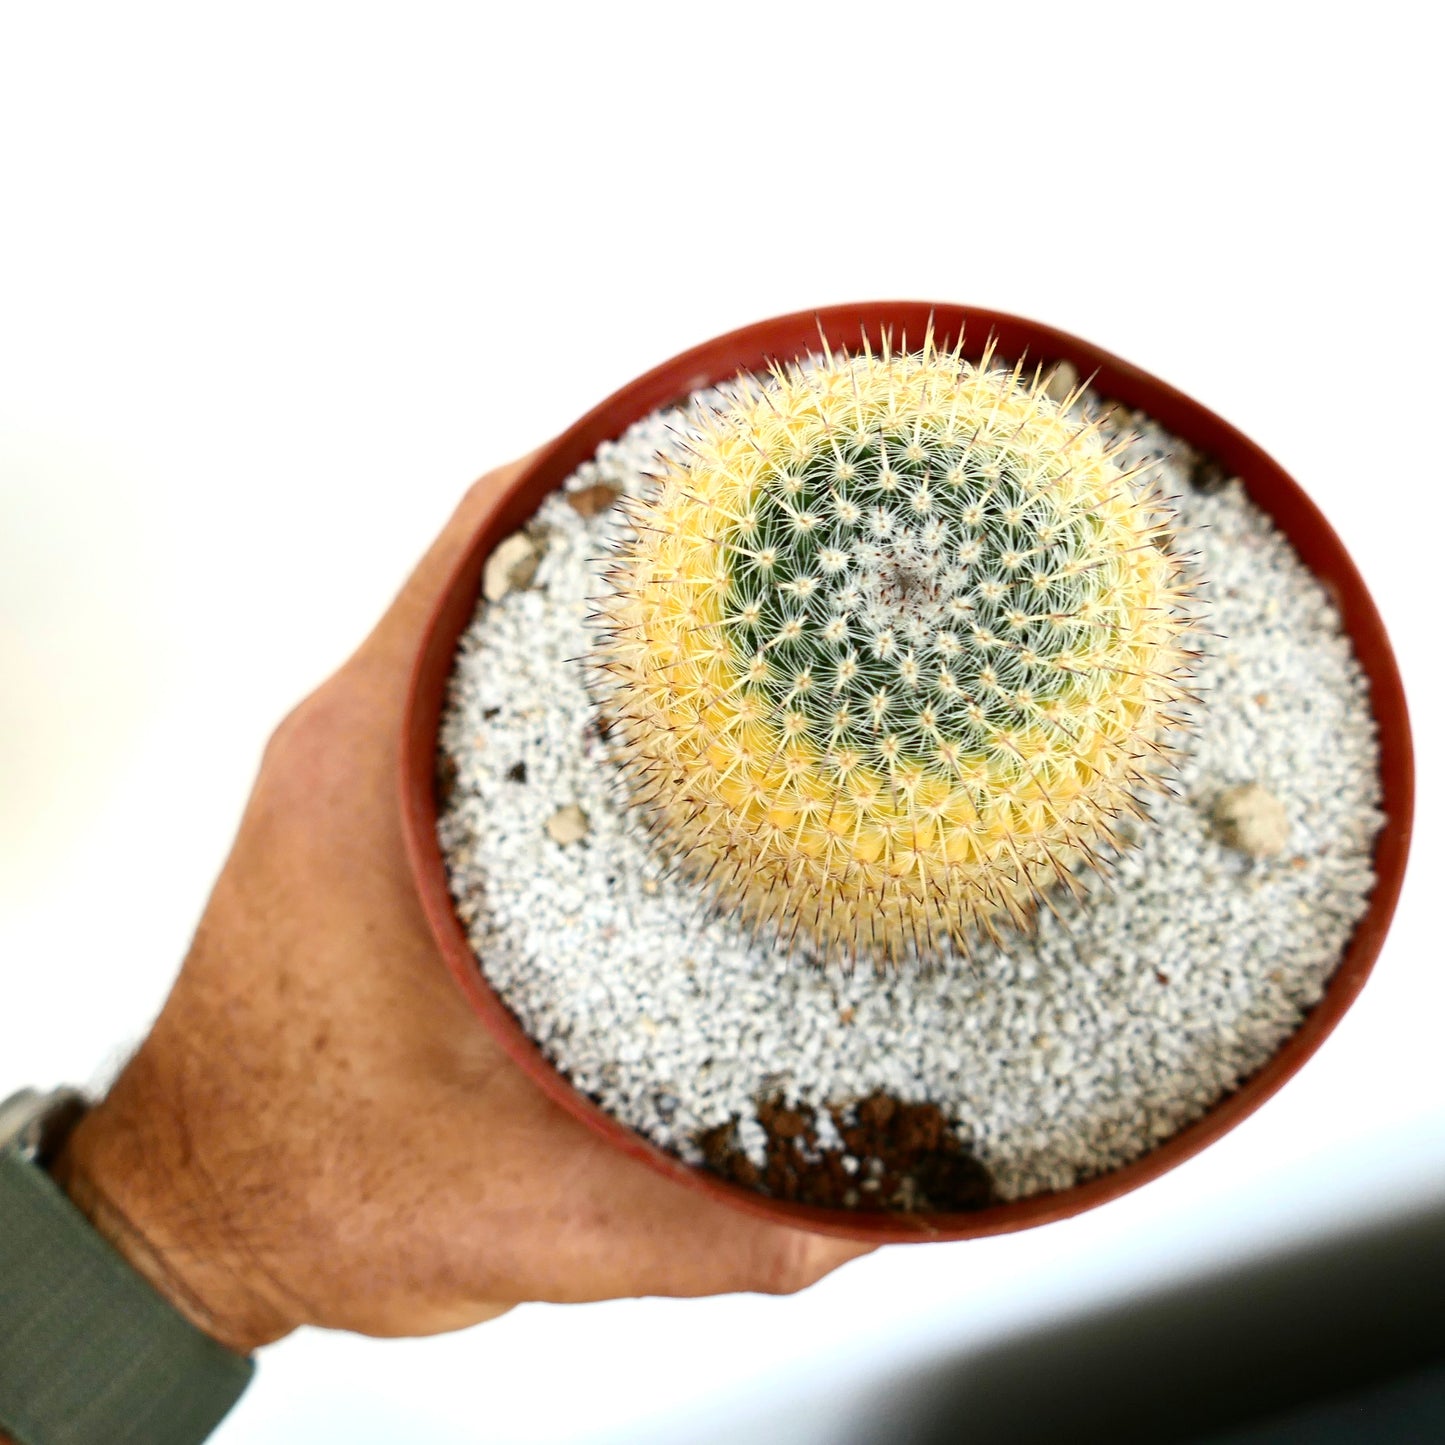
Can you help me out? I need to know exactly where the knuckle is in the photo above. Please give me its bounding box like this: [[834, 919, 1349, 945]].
[[752, 1232, 817, 1296], [262, 699, 308, 759], [262, 691, 323, 765], [258, 681, 348, 786]]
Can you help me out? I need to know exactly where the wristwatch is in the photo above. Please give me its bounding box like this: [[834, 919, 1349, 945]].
[[0, 1088, 255, 1445]]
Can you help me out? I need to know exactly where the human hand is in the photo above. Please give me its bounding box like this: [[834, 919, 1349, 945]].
[[51, 458, 873, 1355]]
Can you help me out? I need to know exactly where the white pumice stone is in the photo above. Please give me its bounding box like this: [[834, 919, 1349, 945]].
[[437, 368, 1385, 1201]]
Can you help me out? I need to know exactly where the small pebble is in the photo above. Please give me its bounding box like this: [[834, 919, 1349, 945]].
[[482, 532, 540, 602], [567, 481, 625, 518], [1213, 782, 1291, 858], [1043, 359, 1079, 403], [545, 804, 590, 845]]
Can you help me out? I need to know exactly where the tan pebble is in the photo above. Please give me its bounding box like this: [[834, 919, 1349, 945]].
[[1043, 359, 1079, 404], [483, 532, 540, 602], [1212, 782, 1290, 858], [545, 804, 590, 845], [1254, 693, 1270, 708], [567, 481, 624, 518], [839, 1006, 855, 1025], [893, 1177, 922, 1210], [641, 876, 660, 895]]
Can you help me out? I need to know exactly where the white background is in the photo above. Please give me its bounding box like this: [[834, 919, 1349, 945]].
[[2, 4, 1440, 1441]]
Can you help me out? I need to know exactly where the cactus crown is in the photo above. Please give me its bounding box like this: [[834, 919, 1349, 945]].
[[591, 331, 1199, 966]]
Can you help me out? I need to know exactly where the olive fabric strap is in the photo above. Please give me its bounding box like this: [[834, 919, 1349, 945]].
[[0, 1146, 255, 1445]]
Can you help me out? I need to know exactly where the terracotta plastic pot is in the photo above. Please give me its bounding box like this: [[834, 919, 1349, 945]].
[[400, 302, 1414, 1243]]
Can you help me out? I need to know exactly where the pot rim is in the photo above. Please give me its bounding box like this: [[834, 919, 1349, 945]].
[[399, 301, 1414, 1243]]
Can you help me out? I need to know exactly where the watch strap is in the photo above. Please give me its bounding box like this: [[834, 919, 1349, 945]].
[[0, 1146, 255, 1445]]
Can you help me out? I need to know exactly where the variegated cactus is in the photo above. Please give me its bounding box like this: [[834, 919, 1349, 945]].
[[590, 332, 1199, 965]]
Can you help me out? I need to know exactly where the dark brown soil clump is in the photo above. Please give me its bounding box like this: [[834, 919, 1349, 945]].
[[435, 750, 460, 808], [699, 1092, 998, 1213]]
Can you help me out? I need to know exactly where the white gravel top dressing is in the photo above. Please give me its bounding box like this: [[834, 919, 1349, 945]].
[[437, 377, 1384, 1201]]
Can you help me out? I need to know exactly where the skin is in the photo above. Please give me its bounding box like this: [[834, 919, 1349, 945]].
[[44, 457, 873, 1361]]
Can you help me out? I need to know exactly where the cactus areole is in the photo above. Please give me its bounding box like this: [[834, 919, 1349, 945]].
[[591, 332, 1200, 964]]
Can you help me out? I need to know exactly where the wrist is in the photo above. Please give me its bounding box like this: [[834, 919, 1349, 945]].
[[51, 1050, 297, 1357], [1, 1094, 259, 1445]]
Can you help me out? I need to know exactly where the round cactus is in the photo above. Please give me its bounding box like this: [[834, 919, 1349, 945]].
[[590, 332, 1199, 965]]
